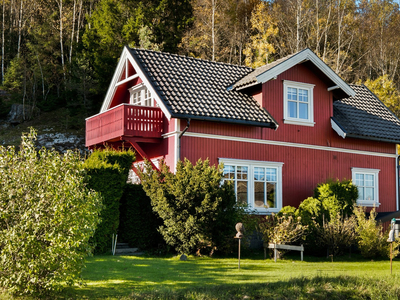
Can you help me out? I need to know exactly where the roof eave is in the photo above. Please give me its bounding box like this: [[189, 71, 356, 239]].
[[345, 133, 400, 145], [255, 48, 356, 98], [171, 113, 278, 129]]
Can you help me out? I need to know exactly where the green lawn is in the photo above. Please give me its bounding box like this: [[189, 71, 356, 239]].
[[61, 251, 400, 299]]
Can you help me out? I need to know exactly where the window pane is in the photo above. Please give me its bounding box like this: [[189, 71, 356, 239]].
[[365, 174, 374, 187], [254, 182, 265, 207], [266, 168, 276, 181], [237, 181, 248, 204], [365, 187, 374, 201], [358, 187, 364, 200], [299, 89, 308, 102], [288, 87, 297, 100], [267, 182, 276, 208], [223, 165, 235, 179], [355, 174, 364, 186], [299, 103, 308, 119], [254, 167, 265, 181], [237, 166, 248, 180], [288, 101, 297, 118]]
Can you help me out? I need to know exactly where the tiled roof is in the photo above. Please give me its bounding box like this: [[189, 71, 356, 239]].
[[333, 84, 400, 143], [232, 53, 296, 90], [128, 48, 278, 128]]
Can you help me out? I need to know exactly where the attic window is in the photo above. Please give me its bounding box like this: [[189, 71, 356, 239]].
[[283, 80, 315, 126], [129, 83, 153, 107]]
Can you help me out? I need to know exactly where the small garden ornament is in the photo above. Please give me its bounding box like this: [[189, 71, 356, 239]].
[[387, 218, 396, 274], [235, 223, 244, 269]]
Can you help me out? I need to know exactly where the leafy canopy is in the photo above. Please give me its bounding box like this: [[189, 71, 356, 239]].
[[140, 158, 242, 255], [0, 128, 102, 295]]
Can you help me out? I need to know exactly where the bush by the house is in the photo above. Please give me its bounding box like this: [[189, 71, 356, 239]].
[[259, 214, 307, 258], [140, 158, 244, 255], [83, 147, 135, 254], [353, 206, 399, 258], [269, 179, 358, 256], [0, 128, 102, 295], [314, 212, 356, 256], [119, 183, 165, 251], [314, 179, 358, 219]]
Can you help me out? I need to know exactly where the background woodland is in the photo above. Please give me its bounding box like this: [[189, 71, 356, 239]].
[[1, 0, 400, 123]]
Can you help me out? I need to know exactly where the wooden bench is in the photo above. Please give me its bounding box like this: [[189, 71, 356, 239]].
[[264, 243, 304, 262]]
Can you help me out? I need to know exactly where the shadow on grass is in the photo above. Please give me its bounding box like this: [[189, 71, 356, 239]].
[[59, 253, 400, 299], [63, 274, 400, 300]]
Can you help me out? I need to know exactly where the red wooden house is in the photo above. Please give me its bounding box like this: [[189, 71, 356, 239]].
[[86, 46, 400, 216]]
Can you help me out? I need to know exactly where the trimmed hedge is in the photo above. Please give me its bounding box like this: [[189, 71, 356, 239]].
[[84, 148, 135, 254], [119, 184, 165, 250]]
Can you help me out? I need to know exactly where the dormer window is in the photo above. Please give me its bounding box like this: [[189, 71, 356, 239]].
[[129, 83, 152, 106], [283, 80, 315, 126]]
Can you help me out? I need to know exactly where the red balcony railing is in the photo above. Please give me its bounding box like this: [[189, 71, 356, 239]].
[[86, 104, 164, 147]]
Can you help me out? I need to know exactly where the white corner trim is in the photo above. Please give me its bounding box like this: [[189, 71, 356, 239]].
[[331, 118, 346, 139], [115, 74, 139, 86], [256, 49, 355, 98], [100, 47, 172, 120]]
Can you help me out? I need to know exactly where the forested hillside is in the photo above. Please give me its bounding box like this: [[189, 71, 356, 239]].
[[0, 0, 400, 128]]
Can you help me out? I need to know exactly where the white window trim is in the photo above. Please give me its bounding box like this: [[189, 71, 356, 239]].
[[283, 80, 315, 126], [219, 158, 283, 213], [129, 83, 152, 106], [352, 167, 380, 207]]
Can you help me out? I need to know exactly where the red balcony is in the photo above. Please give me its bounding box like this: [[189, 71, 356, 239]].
[[86, 104, 164, 147]]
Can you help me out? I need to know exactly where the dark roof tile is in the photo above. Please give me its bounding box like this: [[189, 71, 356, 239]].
[[129, 48, 277, 128], [333, 84, 400, 143]]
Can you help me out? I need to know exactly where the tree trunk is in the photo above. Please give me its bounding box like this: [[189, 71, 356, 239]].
[[2, 0, 5, 84], [17, 0, 22, 58], [69, 0, 76, 64]]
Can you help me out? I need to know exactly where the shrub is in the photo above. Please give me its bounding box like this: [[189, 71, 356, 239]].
[[259, 214, 307, 245], [140, 158, 243, 255], [83, 147, 135, 253], [0, 128, 102, 295], [118, 183, 165, 250], [314, 179, 358, 219], [353, 206, 399, 258], [314, 213, 356, 257]]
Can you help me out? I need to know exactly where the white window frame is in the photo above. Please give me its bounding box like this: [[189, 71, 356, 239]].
[[129, 83, 153, 107], [283, 80, 315, 126], [220, 158, 283, 213], [351, 167, 380, 207]]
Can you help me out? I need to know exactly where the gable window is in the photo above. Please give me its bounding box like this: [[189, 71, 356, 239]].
[[283, 80, 315, 126], [129, 83, 153, 106], [352, 167, 380, 207], [220, 158, 283, 213]]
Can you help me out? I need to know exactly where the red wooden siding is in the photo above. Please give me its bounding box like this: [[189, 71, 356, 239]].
[[86, 104, 164, 147], [180, 135, 397, 212]]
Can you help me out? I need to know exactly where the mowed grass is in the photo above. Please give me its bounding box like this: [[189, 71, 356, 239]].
[[62, 251, 400, 299]]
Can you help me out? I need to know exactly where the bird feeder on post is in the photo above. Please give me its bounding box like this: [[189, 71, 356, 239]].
[[387, 218, 396, 274], [235, 223, 244, 270]]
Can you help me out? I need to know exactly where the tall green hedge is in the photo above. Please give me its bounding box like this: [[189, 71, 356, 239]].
[[83, 148, 135, 254], [119, 184, 165, 250]]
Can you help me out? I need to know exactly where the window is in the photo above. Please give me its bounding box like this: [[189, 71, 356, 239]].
[[220, 158, 283, 213], [129, 84, 153, 106], [283, 80, 315, 126], [352, 168, 380, 207]]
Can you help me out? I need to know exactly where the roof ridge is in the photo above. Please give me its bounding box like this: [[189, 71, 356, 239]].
[[130, 47, 253, 71]]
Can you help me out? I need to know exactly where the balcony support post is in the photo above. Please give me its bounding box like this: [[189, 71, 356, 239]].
[[125, 138, 159, 171]]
